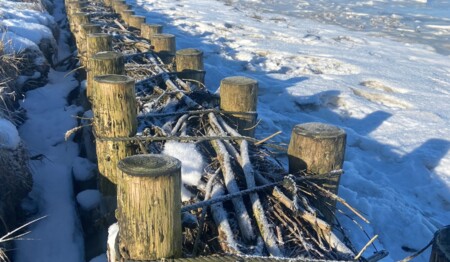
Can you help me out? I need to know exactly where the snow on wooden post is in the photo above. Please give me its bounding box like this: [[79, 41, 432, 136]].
[[129, 15, 146, 30], [287, 122, 346, 223], [430, 226, 450, 262], [92, 75, 137, 196], [141, 23, 163, 39], [176, 48, 205, 85], [117, 154, 182, 260], [150, 33, 176, 65], [219, 76, 258, 137]]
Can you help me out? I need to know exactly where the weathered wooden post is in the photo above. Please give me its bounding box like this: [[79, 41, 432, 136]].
[[117, 154, 182, 260], [141, 23, 163, 39], [79, 24, 101, 65], [219, 76, 258, 137], [87, 51, 124, 102], [150, 33, 176, 65], [121, 10, 135, 25], [92, 75, 137, 195], [176, 48, 205, 84], [86, 33, 112, 61], [129, 15, 146, 29], [111, 0, 125, 12], [71, 12, 90, 48], [66, 1, 87, 16], [287, 122, 346, 223], [430, 226, 450, 262]]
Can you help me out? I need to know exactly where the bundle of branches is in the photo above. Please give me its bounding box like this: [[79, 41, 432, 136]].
[[111, 53, 381, 261]]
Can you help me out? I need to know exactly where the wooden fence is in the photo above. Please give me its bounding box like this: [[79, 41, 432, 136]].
[[62, 0, 436, 261]]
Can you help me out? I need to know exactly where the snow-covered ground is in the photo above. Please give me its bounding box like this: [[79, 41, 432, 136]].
[[128, 0, 450, 261], [3, 0, 449, 261]]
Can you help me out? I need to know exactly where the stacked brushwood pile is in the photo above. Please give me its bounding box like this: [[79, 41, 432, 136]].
[[67, 1, 386, 261]]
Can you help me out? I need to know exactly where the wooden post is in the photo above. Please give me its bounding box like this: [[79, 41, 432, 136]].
[[141, 23, 163, 39], [87, 51, 124, 103], [287, 122, 346, 223], [150, 33, 176, 65], [111, 0, 125, 12], [103, 0, 112, 7], [121, 10, 135, 25], [66, 1, 88, 16], [117, 154, 182, 260], [79, 24, 101, 65], [430, 226, 450, 262], [129, 15, 146, 29], [176, 48, 205, 84], [92, 75, 137, 194], [219, 76, 258, 137], [71, 13, 90, 46], [86, 33, 112, 61]]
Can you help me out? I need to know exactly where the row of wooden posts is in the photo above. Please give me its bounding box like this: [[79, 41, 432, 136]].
[[65, 0, 449, 261]]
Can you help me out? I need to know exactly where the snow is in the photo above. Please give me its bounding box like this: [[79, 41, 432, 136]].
[[163, 141, 205, 201], [76, 190, 101, 211], [0, 118, 20, 150], [107, 223, 119, 262], [73, 156, 96, 182]]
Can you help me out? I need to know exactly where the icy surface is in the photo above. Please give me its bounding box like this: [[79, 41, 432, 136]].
[[131, 0, 450, 260], [0, 118, 20, 149], [163, 141, 205, 201]]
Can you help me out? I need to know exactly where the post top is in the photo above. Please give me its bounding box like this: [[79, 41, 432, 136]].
[[221, 76, 258, 86], [87, 33, 110, 38], [92, 51, 123, 60], [82, 23, 101, 28], [151, 33, 175, 39], [176, 48, 203, 56], [130, 15, 146, 19], [118, 154, 181, 177], [293, 122, 346, 139], [143, 23, 163, 28], [94, 74, 133, 84]]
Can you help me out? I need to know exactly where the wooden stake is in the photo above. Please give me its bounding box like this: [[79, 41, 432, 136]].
[[79, 24, 101, 65], [150, 33, 176, 65], [430, 227, 450, 262], [129, 15, 146, 30], [86, 33, 112, 61], [117, 154, 182, 260], [66, 1, 88, 16], [71, 13, 90, 47], [287, 122, 346, 223], [92, 75, 137, 193], [111, 0, 125, 12], [219, 76, 258, 137], [176, 48, 205, 84], [141, 23, 163, 39], [87, 51, 124, 103], [121, 10, 135, 25]]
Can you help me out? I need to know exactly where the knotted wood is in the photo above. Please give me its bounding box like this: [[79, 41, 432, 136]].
[[287, 122, 346, 223], [117, 154, 182, 260], [219, 76, 258, 137]]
